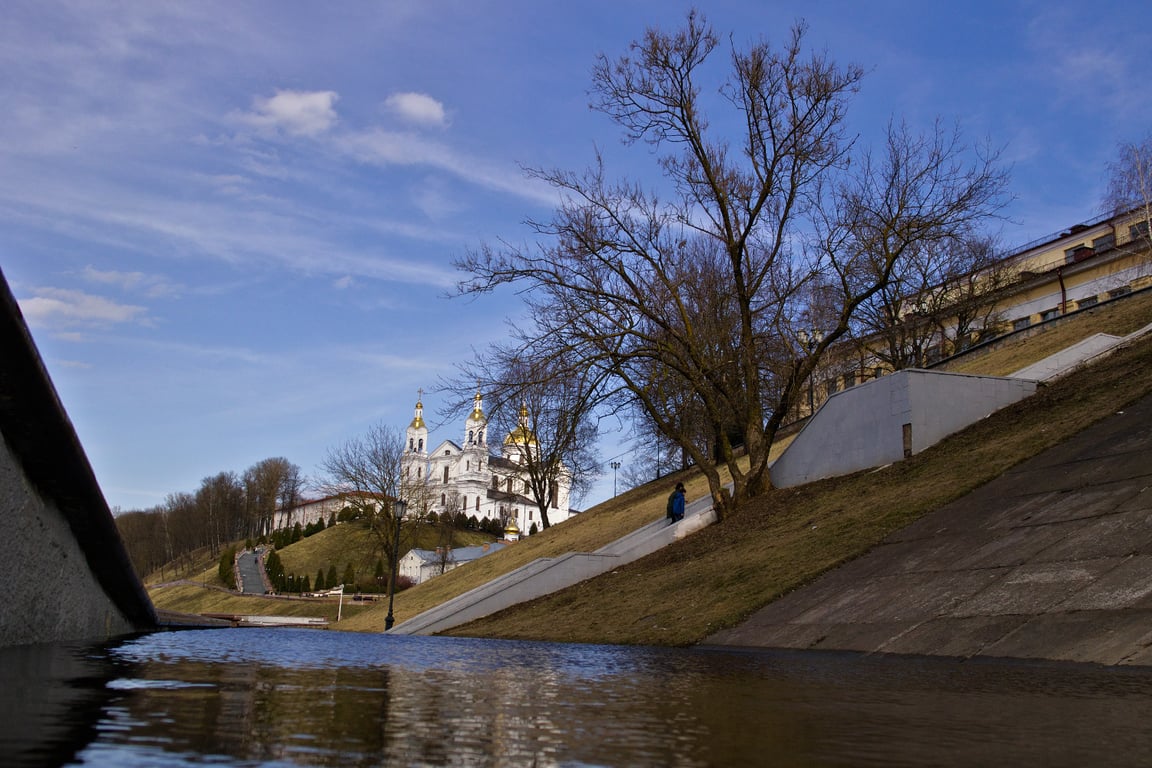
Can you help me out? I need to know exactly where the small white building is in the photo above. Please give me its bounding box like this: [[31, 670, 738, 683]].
[[402, 391, 577, 535], [399, 542, 508, 585]]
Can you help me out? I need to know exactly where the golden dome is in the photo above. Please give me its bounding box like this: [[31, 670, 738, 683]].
[[469, 390, 485, 421], [504, 402, 537, 445], [409, 398, 425, 430]]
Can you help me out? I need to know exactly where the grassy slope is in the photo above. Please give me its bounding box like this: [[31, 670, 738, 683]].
[[444, 303, 1152, 645], [151, 291, 1152, 641]]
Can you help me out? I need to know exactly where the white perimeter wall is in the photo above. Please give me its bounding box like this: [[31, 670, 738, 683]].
[[772, 370, 1037, 488]]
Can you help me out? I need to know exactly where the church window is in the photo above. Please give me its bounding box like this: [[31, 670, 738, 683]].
[[417, 467, 422, 479], [444, 450, 451, 456], [492, 476, 499, 489], [550, 481, 559, 506], [468, 430, 474, 444], [408, 438, 414, 450], [524, 480, 530, 493], [418, 439, 423, 451], [443, 467, 450, 484], [506, 478, 513, 493], [441, 493, 446, 506], [529, 510, 533, 521], [476, 497, 481, 511]]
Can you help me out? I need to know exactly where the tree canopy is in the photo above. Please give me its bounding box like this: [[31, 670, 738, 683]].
[[457, 13, 1008, 518]]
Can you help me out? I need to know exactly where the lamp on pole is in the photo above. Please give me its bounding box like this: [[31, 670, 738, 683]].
[[610, 461, 621, 496], [797, 329, 824, 417], [384, 498, 406, 631]]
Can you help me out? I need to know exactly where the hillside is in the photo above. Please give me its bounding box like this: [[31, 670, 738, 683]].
[[150, 289, 1152, 639]]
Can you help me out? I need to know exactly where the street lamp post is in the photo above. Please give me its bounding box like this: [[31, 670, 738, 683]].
[[610, 461, 621, 496], [798, 329, 824, 417], [385, 498, 406, 631]]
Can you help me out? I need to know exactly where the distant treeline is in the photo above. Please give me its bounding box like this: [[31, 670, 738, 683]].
[[115, 457, 303, 579]]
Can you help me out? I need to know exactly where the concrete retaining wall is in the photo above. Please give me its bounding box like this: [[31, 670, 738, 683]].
[[772, 370, 1037, 488], [0, 267, 155, 646]]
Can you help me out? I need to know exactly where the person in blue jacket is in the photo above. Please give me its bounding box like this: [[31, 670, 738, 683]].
[[666, 482, 686, 523]]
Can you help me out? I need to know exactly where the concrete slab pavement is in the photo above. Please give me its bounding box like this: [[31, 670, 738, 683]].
[[705, 389, 1152, 666]]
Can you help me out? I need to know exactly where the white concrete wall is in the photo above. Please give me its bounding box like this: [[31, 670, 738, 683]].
[[772, 370, 1036, 488]]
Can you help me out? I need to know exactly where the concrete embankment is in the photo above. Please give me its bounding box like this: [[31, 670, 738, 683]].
[[706, 389, 1152, 666], [0, 267, 156, 646]]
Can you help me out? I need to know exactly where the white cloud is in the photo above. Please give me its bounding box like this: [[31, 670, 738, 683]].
[[19, 288, 148, 329], [239, 89, 339, 137], [82, 266, 181, 298], [385, 92, 447, 127], [333, 275, 355, 290]]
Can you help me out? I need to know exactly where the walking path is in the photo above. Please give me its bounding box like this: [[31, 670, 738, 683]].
[[705, 389, 1152, 666], [236, 550, 268, 595]]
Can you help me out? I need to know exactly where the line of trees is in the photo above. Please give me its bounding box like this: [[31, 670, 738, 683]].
[[115, 456, 303, 580]]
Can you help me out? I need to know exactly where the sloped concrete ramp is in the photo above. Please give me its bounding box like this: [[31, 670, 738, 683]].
[[1011, 321, 1152, 381], [706, 390, 1152, 666], [391, 494, 718, 635], [771, 370, 1037, 488]]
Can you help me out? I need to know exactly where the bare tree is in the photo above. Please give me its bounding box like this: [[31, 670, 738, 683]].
[[243, 457, 302, 539], [456, 14, 1008, 518], [194, 471, 245, 554], [850, 233, 1013, 369], [320, 423, 408, 593], [1106, 133, 1152, 256]]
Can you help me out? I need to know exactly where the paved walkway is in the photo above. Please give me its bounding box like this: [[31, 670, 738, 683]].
[[236, 550, 267, 595], [706, 389, 1152, 666]]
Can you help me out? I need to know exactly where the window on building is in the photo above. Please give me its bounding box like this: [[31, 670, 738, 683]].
[[468, 430, 474, 444], [1078, 295, 1098, 309], [1131, 221, 1151, 240], [524, 480, 530, 493], [506, 478, 513, 493], [476, 497, 481, 511], [417, 467, 422, 479], [1041, 308, 1060, 322], [492, 476, 499, 489], [418, 439, 423, 452], [440, 493, 446, 506], [444, 450, 451, 456], [550, 482, 559, 507], [443, 467, 449, 483], [1093, 233, 1115, 251], [1013, 317, 1030, 331]]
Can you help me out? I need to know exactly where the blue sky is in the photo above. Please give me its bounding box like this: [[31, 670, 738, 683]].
[[4, 0, 1150, 513]]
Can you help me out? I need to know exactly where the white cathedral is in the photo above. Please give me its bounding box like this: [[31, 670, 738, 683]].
[[401, 391, 576, 536]]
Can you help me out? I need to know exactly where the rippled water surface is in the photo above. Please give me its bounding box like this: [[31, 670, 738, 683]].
[[5, 628, 1152, 766]]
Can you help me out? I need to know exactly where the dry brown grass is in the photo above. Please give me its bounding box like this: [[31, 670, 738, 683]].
[[149, 582, 372, 625], [446, 330, 1152, 645], [940, 288, 1152, 377]]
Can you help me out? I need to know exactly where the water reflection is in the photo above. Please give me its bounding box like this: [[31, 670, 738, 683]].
[[4, 628, 1152, 766]]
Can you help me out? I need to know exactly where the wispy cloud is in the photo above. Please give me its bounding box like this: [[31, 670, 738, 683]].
[[82, 266, 181, 298], [337, 127, 558, 205], [19, 287, 148, 330]]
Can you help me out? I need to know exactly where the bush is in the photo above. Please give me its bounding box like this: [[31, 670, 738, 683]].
[[218, 546, 236, 589]]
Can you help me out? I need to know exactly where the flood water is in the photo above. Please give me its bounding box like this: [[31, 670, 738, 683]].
[[4, 628, 1152, 767]]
